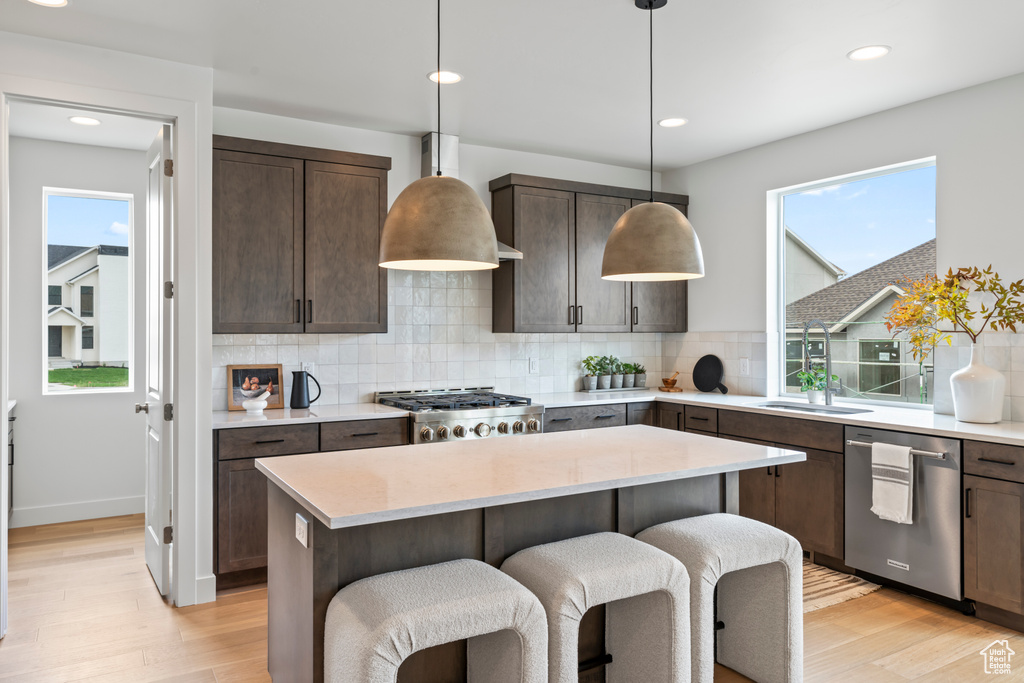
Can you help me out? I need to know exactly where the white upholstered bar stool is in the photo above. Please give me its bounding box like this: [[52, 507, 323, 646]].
[[501, 531, 691, 683], [637, 513, 803, 683], [324, 558, 547, 683]]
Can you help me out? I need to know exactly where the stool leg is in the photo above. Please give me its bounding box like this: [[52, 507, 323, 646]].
[[717, 561, 802, 683], [607, 590, 690, 683], [469, 629, 537, 683]]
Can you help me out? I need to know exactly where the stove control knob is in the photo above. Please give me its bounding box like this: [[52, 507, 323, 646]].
[[475, 423, 492, 438], [527, 419, 541, 433], [512, 420, 525, 434], [436, 425, 450, 440], [453, 425, 467, 438], [420, 427, 434, 442], [497, 422, 510, 434]]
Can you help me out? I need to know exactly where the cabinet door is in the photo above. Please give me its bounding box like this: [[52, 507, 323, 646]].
[[304, 161, 388, 333], [574, 194, 631, 332], [629, 199, 688, 333], [217, 458, 269, 574], [658, 404, 683, 430], [213, 149, 304, 333], [504, 187, 576, 333], [775, 448, 843, 558], [720, 435, 777, 526], [627, 401, 657, 426], [964, 474, 1024, 613]]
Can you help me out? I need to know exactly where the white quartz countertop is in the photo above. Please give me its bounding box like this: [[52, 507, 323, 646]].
[[532, 390, 1024, 447], [255, 424, 804, 529], [212, 403, 407, 429]]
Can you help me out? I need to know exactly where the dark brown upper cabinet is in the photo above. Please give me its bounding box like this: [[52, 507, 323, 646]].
[[213, 136, 391, 334], [490, 174, 689, 334]]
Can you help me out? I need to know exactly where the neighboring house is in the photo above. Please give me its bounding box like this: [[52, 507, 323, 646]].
[[46, 244, 130, 368], [785, 227, 846, 304], [786, 239, 936, 403]]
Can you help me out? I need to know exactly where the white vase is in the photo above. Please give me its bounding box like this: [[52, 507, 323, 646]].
[[950, 344, 1006, 423], [806, 390, 824, 404]]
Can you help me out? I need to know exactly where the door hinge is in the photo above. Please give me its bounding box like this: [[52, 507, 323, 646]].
[[163, 159, 174, 177], [163, 403, 173, 421], [164, 281, 174, 299], [163, 526, 173, 544]]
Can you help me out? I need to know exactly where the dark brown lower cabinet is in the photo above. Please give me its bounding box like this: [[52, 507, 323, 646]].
[[775, 449, 843, 558], [658, 404, 684, 430], [626, 401, 656, 426], [964, 474, 1024, 614], [217, 458, 269, 574]]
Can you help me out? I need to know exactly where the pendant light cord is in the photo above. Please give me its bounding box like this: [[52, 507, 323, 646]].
[[436, 0, 442, 176], [649, 4, 654, 202]]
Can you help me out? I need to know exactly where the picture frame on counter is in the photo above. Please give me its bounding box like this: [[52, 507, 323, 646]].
[[227, 363, 284, 411]]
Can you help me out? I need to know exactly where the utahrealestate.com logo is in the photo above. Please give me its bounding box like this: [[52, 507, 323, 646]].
[[980, 640, 1015, 675]]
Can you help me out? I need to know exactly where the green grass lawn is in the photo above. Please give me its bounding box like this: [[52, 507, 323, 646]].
[[48, 367, 129, 388]]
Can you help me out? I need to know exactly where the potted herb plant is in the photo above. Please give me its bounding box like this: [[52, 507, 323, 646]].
[[796, 367, 839, 404], [633, 363, 647, 387], [609, 356, 624, 389], [596, 356, 612, 390], [581, 356, 601, 391], [622, 362, 636, 388], [886, 266, 1024, 423]]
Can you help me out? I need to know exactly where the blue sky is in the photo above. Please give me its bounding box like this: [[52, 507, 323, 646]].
[[47, 195, 130, 248], [783, 165, 936, 276]]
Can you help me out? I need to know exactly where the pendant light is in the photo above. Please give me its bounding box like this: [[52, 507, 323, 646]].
[[379, 0, 499, 271], [601, 0, 704, 282]]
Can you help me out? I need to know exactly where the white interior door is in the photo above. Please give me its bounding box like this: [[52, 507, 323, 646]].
[[143, 125, 173, 597]]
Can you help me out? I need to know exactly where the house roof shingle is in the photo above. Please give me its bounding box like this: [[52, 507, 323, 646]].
[[786, 239, 936, 328], [48, 244, 129, 270]]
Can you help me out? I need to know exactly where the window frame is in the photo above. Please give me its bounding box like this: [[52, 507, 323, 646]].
[[82, 325, 95, 350], [772, 157, 936, 408], [80, 285, 94, 317], [48, 285, 62, 306], [43, 187, 134, 394]]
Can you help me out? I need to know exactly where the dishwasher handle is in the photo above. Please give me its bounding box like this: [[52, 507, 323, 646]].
[[845, 439, 946, 461]]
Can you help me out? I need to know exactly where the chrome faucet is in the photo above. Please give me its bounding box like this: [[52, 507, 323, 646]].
[[803, 319, 839, 405]]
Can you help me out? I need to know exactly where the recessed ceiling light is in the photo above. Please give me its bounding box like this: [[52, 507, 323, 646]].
[[427, 70, 462, 84], [68, 116, 101, 126], [28, 0, 68, 6], [658, 118, 688, 128], [847, 45, 891, 61]]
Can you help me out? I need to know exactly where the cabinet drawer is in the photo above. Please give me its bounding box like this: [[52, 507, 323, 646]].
[[718, 409, 843, 453], [544, 404, 626, 432], [217, 424, 319, 460], [320, 418, 409, 451], [683, 406, 718, 433], [965, 441, 1024, 484]]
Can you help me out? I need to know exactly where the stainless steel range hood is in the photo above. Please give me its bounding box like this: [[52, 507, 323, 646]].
[[421, 133, 522, 261]]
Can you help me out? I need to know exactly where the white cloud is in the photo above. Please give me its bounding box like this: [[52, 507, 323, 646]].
[[927, 218, 935, 224], [109, 221, 129, 235], [841, 188, 868, 201], [801, 185, 841, 197]]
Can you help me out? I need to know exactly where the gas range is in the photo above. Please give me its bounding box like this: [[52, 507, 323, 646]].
[[377, 388, 544, 444]]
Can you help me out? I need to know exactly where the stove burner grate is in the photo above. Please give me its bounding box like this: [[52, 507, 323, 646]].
[[379, 391, 532, 412]]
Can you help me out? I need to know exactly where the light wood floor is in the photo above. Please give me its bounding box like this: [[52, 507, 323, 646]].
[[1, 515, 1021, 681]]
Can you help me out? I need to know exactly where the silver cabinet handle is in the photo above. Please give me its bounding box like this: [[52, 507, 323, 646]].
[[135, 403, 149, 414], [569, 305, 575, 325]]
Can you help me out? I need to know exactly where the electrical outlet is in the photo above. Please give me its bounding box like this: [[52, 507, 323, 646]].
[[295, 513, 309, 548], [301, 361, 315, 375], [739, 358, 750, 377], [529, 357, 540, 374]]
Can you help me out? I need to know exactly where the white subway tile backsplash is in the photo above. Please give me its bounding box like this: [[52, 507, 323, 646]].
[[932, 333, 1024, 417]]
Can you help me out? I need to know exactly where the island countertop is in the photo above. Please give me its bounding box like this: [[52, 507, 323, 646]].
[[256, 424, 805, 529]]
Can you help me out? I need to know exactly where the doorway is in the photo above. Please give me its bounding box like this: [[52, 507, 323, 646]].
[[2, 99, 174, 603]]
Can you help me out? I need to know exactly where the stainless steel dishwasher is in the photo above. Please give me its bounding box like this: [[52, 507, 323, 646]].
[[845, 426, 962, 600]]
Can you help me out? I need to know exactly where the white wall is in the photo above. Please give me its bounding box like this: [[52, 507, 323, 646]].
[[98, 252, 131, 364], [8, 137, 146, 528], [664, 71, 1024, 334]]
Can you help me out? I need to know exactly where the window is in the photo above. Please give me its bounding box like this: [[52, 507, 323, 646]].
[[44, 190, 132, 392], [776, 159, 936, 405], [859, 340, 901, 395]]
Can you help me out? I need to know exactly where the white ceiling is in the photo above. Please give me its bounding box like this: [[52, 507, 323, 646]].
[[8, 100, 164, 150], [2, 0, 1024, 169]]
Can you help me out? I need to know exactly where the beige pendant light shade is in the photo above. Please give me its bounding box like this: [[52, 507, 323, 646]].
[[379, 175, 499, 271], [601, 201, 704, 281]]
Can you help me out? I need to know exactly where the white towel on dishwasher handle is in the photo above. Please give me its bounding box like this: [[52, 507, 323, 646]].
[[869, 442, 914, 524]]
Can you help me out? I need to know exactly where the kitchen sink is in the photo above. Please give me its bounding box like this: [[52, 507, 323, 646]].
[[753, 401, 873, 415]]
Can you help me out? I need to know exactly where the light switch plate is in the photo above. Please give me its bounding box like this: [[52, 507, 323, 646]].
[[529, 357, 540, 374], [301, 362, 315, 375], [295, 513, 309, 548], [739, 358, 750, 377]]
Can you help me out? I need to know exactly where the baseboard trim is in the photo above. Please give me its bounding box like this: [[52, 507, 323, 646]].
[[194, 573, 218, 606], [9, 495, 145, 528]]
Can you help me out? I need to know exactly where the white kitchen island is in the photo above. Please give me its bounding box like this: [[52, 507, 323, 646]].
[[256, 424, 804, 683]]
